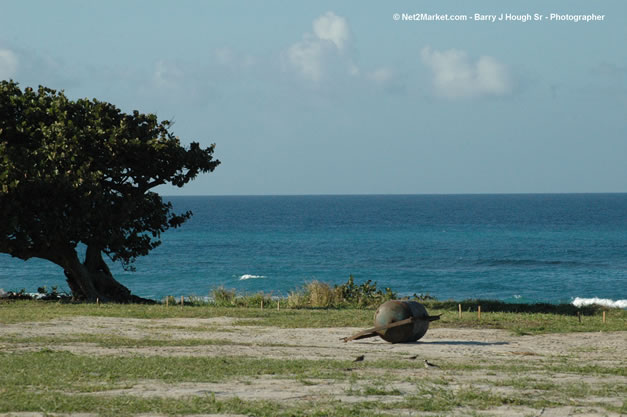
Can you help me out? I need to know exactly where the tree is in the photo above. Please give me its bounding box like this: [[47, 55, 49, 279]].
[[0, 81, 220, 302]]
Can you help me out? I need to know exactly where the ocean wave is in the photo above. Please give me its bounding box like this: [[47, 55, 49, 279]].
[[239, 274, 266, 280], [0, 290, 47, 299], [572, 297, 627, 309]]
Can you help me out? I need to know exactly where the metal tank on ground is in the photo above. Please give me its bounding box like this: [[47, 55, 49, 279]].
[[343, 300, 440, 343]]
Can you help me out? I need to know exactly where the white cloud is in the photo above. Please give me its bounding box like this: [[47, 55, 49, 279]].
[[152, 60, 183, 88], [0, 49, 19, 80], [285, 12, 352, 82], [285, 12, 402, 88], [312, 12, 350, 51], [421, 47, 512, 99], [286, 36, 326, 81], [367, 67, 394, 83]]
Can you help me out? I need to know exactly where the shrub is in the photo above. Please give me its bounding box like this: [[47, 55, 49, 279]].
[[334, 275, 397, 307], [305, 281, 335, 308], [238, 292, 273, 308], [207, 276, 399, 309], [163, 295, 177, 305], [287, 291, 306, 308], [210, 286, 237, 306]]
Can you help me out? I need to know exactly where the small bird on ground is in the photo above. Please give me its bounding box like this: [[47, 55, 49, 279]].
[[353, 355, 365, 362], [407, 355, 418, 360], [424, 359, 440, 369]]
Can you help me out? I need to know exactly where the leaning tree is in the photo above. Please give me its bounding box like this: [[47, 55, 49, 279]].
[[0, 81, 220, 302]]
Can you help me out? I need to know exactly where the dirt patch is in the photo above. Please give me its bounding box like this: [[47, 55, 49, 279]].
[[2, 317, 625, 416], [3, 316, 625, 362], [0, 414, 247, 417]]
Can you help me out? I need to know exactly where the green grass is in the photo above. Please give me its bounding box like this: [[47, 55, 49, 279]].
[[0, 351, 402, 416], [0, 299, 625, 416], [2, 299, 625, 334], [0, 351, 354, 388], [382, 385, 557, 413], [443, 359, 626, 377], [0, 299, 375, 326], [2, 350, 623, 396], [361, 385, 402, 396], [0, 390, 384, 417], [0, 333, 302, 349]]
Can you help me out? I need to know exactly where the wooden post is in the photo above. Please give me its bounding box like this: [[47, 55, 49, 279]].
[[166, 297, 169, 307], [277, 300, 280, 311], [577, 311, 581, 323], [458, 304, 462, 319], [96, 298, 100, 306], [602, 311, 606, 324], [478, 305, 481, 320], [180, 295, 184, 308], [261, 299, 264, 310]]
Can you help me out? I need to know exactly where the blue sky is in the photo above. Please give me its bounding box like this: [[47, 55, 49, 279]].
[[1, 0, 625, 195]]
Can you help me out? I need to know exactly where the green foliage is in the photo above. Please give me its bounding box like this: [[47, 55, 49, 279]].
[[287, 290, 307, 308], [35, 285, 68, 300], [0, 288, 30, 300], [276, 276, 398, 309], [210, 287, 237, 306], [0, 80, 220, 265], [163, 295, 177, 306], [305, 281, 336, 307], [282, 276, 398, 308], [208, 287, 274, 308], [411, 292, 436, 301], [0, 81, 219, 299], [334, 275, 397, 307]]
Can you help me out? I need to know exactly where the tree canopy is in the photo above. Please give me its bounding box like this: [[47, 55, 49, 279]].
[[0, 81, 220, 301]]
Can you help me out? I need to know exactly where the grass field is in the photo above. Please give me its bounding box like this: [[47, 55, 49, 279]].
[[0, 300, 625, 416], [1, 298, 624, 332]]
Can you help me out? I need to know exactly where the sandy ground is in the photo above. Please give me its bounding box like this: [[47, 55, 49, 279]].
[[1, 316, 626, 417]]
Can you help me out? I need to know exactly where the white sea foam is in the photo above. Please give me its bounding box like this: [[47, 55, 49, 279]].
[[0, 288, 7, 298], [572, 297, 627, 309], [29, 292, 46, 299], [239, 274, 266, 281]]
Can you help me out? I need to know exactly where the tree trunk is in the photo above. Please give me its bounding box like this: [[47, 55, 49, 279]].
[[62, 246, 153, 303]]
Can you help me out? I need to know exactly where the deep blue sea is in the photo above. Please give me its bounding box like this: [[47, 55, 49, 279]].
[[1, 194, 626, 305]]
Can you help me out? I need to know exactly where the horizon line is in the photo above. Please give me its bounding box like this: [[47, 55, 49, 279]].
[[161, 191, 627, 198]]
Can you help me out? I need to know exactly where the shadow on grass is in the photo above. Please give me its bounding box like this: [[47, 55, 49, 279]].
[[424, 300, 605, 315], [417, 340, 509, 346], [351, 339, 509, 346]]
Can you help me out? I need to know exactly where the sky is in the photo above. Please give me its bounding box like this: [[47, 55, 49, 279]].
[[1, 0, 626, 195]]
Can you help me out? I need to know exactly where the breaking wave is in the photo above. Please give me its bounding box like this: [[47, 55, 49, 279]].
[[239, 274, 266, 280], [572, 297, 627, 309]]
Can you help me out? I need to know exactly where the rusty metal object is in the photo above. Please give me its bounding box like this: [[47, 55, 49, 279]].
[[343, 300, 440, 343]]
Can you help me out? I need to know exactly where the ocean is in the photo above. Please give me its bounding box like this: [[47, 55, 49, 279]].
[[1, 194, 626, 306]]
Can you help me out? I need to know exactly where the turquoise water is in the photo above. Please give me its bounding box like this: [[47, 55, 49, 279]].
[[1, 194, 626, 304]]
